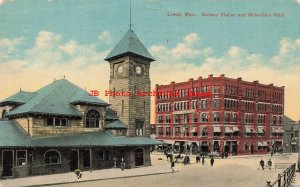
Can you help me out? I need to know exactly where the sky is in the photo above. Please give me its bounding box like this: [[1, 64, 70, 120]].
[[0, 0, 300, 122]]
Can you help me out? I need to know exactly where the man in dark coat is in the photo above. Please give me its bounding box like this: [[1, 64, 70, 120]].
[[171, 160, 175, 172], [267, 159, 272, 170], [260, 159, 265, 170], [202, 156, 205, 165], [210, 156, 215, 166]]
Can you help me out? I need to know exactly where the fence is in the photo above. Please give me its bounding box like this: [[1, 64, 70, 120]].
[[266, 163, 296, 187]]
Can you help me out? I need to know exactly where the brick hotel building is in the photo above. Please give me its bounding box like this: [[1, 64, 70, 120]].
[[154, 74, 284, 155]]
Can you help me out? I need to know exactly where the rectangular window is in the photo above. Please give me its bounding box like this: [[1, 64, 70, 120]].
[[47, 118, 68, 127], [105, 150, 110, 160], [213, 99, 219, 109], [47, 118, 53, 126], [16, 150, 27, 166], [174, 127, 180, 136], [98, 150, 104, 160], [213, 85, 220, 94], [166, 127, 171, 136], [135, 120, 144, 136]]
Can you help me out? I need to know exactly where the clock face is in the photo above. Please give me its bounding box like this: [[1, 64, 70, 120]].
[[136, 66, 142, 75], [117, 65, 123, 73]]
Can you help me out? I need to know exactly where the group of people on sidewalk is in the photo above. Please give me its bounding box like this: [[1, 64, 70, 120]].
[[169, 153, 216, 172], [259, 158, 272, 170]]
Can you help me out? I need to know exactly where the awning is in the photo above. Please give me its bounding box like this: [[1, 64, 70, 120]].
[[201, 126, 208, 132], [232, 126, 239, 132], [257, 126, 265, 134], [190, 141, 200, 146], [161, 139, 175, 145], [258, 141, 268, 146], [213, 126, 221, 133], [272, 126, 285, 133], [245, 126, 256, 133], [189, 127, 196, 133], [225, 126, 233, 133], [223, 126, 239, 133]]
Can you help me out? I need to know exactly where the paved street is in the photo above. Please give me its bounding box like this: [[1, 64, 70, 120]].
[[0, 153, 299, 187]]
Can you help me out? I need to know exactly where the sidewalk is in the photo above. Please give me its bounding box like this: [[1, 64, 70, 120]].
[[0, 163, 172, 187], [292, 172, 300, 187]]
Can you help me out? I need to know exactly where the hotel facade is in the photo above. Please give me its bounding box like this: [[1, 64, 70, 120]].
[[154, 74, 284, 155]]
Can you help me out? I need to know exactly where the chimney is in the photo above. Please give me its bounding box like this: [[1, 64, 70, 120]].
[[237, 77, 242, 81], [189, 78, 194, 81], [198, 76, 202, 80], [220, 74, 225, 77], [253, 80, 258, 84], [269, 83, 273, 86], [171, 81, 175, 84], [209, 74, 213, 78]]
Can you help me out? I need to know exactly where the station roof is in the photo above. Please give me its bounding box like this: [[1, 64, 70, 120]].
[[105, 120, 127, 129], [0, 91, 37, 106], [1, 79, 109, 117], [0, 120, 32, 147]]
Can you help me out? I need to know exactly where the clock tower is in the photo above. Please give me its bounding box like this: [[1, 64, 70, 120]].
[[105, 29, 155, 137]]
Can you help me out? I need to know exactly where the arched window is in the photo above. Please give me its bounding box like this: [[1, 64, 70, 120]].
[[86, 109, 100, 128], [44, 150, 61, 165]]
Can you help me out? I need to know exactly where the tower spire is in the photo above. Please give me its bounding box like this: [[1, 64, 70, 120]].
[[129, 0, 132, 30]]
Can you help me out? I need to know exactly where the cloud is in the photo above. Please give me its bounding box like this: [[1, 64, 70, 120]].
[[183, 33, 199, 44], [0, 37, 24, 61], [272, 37, 300, 66], [98, 31, 113, 44]]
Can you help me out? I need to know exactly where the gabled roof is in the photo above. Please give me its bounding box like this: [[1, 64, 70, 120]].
[[69, 90, 108, 106], [3, 79, 109, 117], [0, 120, 162, 147], [105, 108, 118, 120], [0, 91, 37, 106], [0, 120, 32, 147], [105, 120, 127, 129], [105, 29, 155, 62]]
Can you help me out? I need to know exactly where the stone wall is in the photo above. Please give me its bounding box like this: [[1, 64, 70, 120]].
[[16, 105, 107, 137], [15, 117, 32, 135]]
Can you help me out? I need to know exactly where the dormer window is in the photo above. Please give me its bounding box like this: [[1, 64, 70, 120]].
[[85, 109, 100, 128], [47, 117, 68, 127]]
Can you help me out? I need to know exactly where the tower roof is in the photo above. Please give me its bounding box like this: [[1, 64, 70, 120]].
[[105, 29, 155, 62]]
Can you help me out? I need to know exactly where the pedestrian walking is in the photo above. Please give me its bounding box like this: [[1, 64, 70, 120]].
[[260, 159, 265, 170], [202, 156, 205, 165], [120, 158, 125, 171], [210, 156, 214, 166], [196, 155, 200, 163], [267, 159, 272, 170], [171, 160, 175, 172]]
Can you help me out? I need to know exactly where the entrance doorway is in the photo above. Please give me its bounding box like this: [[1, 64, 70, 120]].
[[83, 150, 91, 168], [2, 150, 13, 177], [135, 148, 144, 166], [70, 150, 79, 171], [232, 142, 237, 155]]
